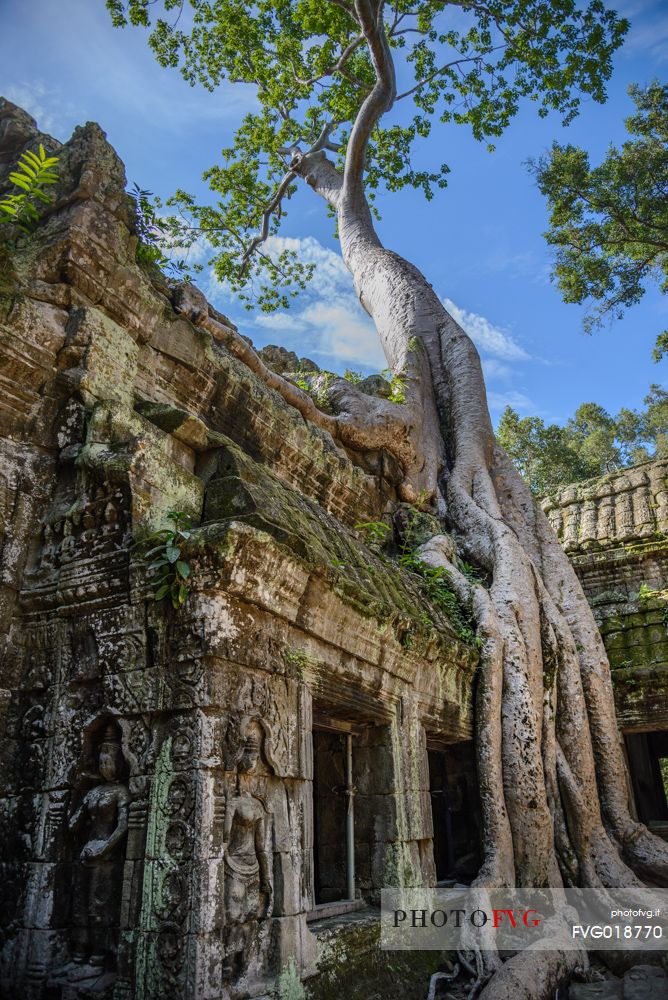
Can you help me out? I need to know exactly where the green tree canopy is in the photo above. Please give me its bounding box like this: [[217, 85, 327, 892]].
[[497, 383, 668, 495], [531, 81, 668, 361], [105, 0, 627, 311]]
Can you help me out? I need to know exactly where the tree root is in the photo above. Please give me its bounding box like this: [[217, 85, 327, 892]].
[[413, 299, 668, 999], [427, 963, 460, 1000], [171, 281, 435, 498]]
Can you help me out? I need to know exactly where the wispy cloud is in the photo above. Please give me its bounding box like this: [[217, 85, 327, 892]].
[[442, 296, 531, 361], [482, 249, 551, 285], [0, 81, 77, 140], [487, 389, 537, 413], [482, 358, 514, 381], [236, 236, 387, 370], [299, 301, 387, 368], [210, 235, 535, 391], [3, 0, 257, 141], [620, 0, 668, 63]]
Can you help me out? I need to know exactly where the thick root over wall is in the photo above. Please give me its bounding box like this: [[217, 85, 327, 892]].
[[355, 244, 668, 999]]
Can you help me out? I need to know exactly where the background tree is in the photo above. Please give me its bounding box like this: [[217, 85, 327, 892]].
[[106, 2, 668, 996], [497, 408, 594, 495], [498, 384, 668, 495], [531, 81, 668, 361]]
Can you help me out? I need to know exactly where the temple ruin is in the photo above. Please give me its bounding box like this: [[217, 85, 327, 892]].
[[0, 99, 666, 1000]]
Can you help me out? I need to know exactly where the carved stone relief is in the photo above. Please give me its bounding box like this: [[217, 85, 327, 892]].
[[67, 722, 129, 970], [222, 719, 274, 983]]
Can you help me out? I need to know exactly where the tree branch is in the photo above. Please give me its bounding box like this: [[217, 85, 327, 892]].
[[282, 121, 346, 208], [289, 32, 367, 89], [172, 282, 418, 473], [238, 121, 347, 269], [395, 46, 507, 102], [343, 0, 396, 209], [240, 168, 296, 273]]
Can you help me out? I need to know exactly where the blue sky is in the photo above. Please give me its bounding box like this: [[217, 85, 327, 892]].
[[2, 0, 667, 425]]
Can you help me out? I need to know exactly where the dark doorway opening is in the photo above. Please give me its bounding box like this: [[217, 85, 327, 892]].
[[625, 731, 668, 832], [312, 728, 350, 904], [428, 741, 481, 882]]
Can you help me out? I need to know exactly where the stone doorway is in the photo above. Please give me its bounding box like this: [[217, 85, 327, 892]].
[[312, 724, 357, 905], [427, 740, 481, 883], [625, 730, 668, 838]]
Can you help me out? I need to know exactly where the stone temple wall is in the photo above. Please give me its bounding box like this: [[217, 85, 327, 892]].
[[543, 461, 668, 733], [0, 101, 478, 999]]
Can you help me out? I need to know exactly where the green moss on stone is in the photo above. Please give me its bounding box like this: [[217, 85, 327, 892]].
[[305, 915, 440, 1000]]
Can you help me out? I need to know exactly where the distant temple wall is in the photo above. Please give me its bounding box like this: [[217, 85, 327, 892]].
[[544, 462, 668, 838]]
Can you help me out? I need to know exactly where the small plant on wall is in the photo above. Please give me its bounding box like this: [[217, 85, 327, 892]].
[[139, 511, 193, 610], [0, 145, 59, 236]]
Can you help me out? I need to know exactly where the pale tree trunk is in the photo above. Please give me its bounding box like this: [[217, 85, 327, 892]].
[[331, 192, 668, 997]]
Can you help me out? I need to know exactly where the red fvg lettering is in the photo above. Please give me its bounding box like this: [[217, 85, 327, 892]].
[[492, 909, 542, 929]]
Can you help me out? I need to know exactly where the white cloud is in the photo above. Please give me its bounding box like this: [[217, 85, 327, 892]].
[[622, 3, 668, 63], [243, 236, 387, 370], [442, 296, 531, 361], [0, 81, 76, 140], [252, 312, 307, 333], [210, 234, 535, 382], [299, 301, 387, 369], [482, 358, 513, 381], [483, 249, 551, 285], [264, 235, 352, 300], [2, 0, 258, 140], [487, 390, 536, 412]]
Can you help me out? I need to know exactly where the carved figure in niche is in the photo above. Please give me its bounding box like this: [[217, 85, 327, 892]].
[[67, 723, 129, 971], [60, 518, 76, 562], [41, 523, 58, 571], [223, 721, 273, 980]]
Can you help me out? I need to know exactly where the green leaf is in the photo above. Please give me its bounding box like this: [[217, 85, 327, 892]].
[[101, 0, 627, 306], [17, 159, 37, 179], [176, 560, 191, 579], [155, 583, 170, 600], [22, 150, 42, 168], [144, 543, 168, 557], [148, 558, 170, 571], [165, 545, 181, 563], [9, 173, 31, 192]]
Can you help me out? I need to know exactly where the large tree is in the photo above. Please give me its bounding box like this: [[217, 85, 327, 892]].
[[106, 2, 668, 996], [532, 81, 668, 361]]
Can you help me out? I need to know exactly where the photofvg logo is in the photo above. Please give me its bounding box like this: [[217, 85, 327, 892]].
[[380, 888, 668, 953]]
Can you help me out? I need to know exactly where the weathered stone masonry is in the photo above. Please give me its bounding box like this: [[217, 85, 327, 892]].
[[0, 102, 478, 999], [544, 462, 668, 839]]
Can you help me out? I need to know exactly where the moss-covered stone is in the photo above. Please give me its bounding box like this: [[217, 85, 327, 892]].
[[305, 912, 441, 1000]]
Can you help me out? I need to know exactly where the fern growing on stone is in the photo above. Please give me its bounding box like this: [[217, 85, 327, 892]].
[[0, 145, 59, 235]]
